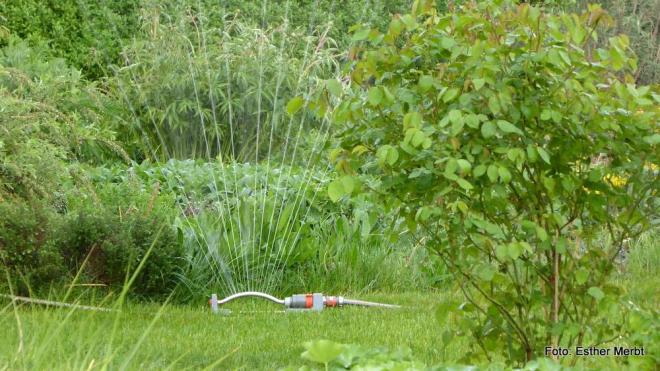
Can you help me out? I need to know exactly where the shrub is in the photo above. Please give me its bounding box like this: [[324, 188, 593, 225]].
[[0, 199, 67, 295], [317, 0, 658, 365], [569, 0, 659, 84], [0, 39, 128, 201], [0, 0, 141, 79], [56, 181, 183, 298]]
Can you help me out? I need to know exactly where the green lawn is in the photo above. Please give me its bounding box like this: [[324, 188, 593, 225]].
[[0, 292, 464, 370], [1, 286, 656, 370]]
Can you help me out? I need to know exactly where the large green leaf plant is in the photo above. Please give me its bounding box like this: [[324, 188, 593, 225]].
[[310, 0, 658, 366]]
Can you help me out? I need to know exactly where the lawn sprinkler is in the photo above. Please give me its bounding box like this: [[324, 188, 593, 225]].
[[209, 291, 400, 313]]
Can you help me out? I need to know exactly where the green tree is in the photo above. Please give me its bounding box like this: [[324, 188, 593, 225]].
[[317, 0, 658, 365]]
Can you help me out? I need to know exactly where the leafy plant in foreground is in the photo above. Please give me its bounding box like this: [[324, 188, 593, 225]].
[[287, 339, 575, 370], [314, 0, 658, 365]]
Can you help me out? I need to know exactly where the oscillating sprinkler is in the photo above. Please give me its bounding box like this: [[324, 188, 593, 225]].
[[209, 291, 400, 313]]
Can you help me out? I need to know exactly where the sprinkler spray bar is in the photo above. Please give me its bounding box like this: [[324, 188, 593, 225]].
[[210, 291, 400, 313]]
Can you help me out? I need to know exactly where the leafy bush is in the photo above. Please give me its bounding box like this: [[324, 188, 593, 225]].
[[569, 0, 659, 84], [57, 181, 183, 298], [0, 199, 66, 295], [215, 0, 415, 46], [287, 339, 427, 370], [0, 39, 127, 201], [0, 0, 141, 79], [317, 0, 658, 365], [287, 339, 575, 370]]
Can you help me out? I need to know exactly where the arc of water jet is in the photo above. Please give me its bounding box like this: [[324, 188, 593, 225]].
[[255, 17, 342, 293], [262, 30, 340, 292], [253, 0, 298, 293], [110, 26, 237, 296], [256, 35, 319, 292], [249, 0, 269, 292], [264, 0, 374, 292], [190, 1, 247, 294]]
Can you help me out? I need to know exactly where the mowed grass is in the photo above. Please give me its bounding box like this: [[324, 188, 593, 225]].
[[1, 232, 657, 370], [0, 291, 464, 370]]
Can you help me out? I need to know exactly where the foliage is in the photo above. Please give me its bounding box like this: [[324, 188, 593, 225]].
[[287, 339, 576, 370], [0, 199, 66, 295], [318, 0, 658, 365], [0, 178, 182, 298], [284, 216, 432, 294], [214, 0, 415, 47], [56, 181, 182, 298], [87, 160, 420, 297], [0, 0, 141, 79], [568, 0, 659, 84], [0, 39, 127, 201], [110, 5, 337, 162], [288, 339, 427, 370]]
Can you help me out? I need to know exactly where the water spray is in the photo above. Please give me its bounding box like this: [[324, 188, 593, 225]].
[[209, 291, 400, 313]]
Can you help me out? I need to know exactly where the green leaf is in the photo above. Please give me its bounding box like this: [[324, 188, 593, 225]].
[[465, 114, 480, 129], [496, 120, 523, 135], [457, 159, 472, 173], [442, 88, 460, 103], [352, 28, 370, 42], [481, 121, 496, 139], [340, 175, 355, 194], [473, 78, 485, 91], [487, 165, 499, 182], [419, 75, 434, 91], [400, 14, 417, 30], [495, 245, 508, 260], [448, 109, 463, 125], [377, 145, 399, 166], [488, 96, 500, 114], [536, 227, 548, 242], [404, 111, 423, 128], [445, 158, 458, 175], [326, 79, 342, 96], [451, 119, 465, 136], [478, 265, 495, 281], [411, 130, 426, 147], [436, 301, 455, 323], [473, 164, 487, 177], [440, 37, 456, 50], [576, 269, 589, 285], [537, 147, 551, 164], [328, 176, 354, 202], [507, 243, 522, 260], [540, 109, 553, 121], [588, 287, 605, 301], [302, 339, 345, 365], [449, 110, 464, 135], [498, 166, 512, 183], [456, 178, 473, 191], [367, 87, 383, 106], [643, 134, 660, 145], [526, 144, 538, 163], [328, 179, 344, 202], [286, 96, 304, 116]]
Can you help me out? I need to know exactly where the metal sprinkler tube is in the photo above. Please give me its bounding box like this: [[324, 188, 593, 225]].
[[209, 291, 399, 313]]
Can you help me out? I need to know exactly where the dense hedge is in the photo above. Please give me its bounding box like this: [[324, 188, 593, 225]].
[[0, 183, 182, 299]]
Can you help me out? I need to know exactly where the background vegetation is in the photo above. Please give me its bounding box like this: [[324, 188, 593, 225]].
[[0, 0, 657, 369]]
